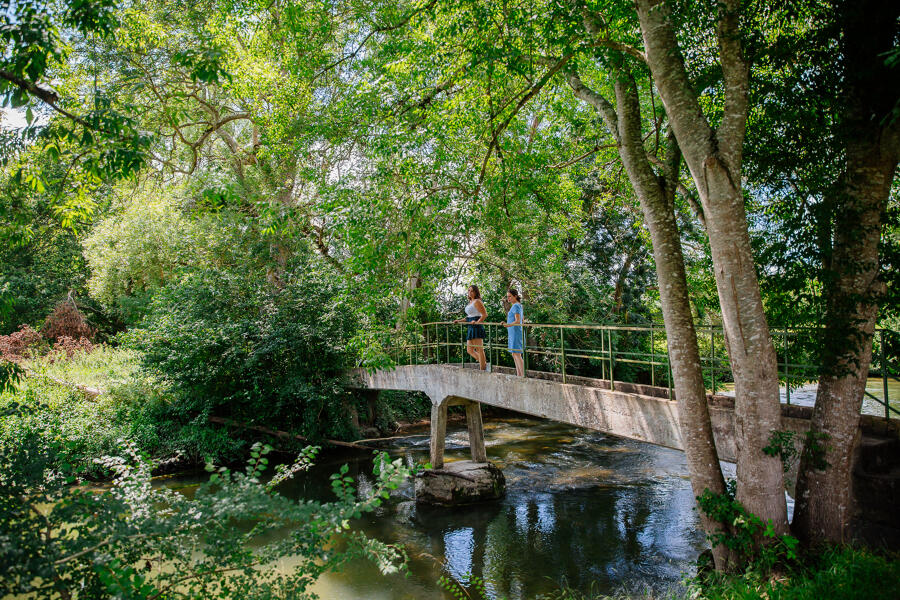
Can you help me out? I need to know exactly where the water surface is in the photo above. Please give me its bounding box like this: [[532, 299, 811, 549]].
[[180, 417, 710, 599]]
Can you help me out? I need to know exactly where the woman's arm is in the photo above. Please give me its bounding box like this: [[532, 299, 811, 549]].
[[474, 299, 487, 323], [504, 310, 522, 327]]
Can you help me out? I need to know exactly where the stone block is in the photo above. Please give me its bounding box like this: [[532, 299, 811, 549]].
[[415, 460, 506, 505]]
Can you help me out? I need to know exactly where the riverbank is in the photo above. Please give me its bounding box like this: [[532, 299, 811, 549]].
[[0, 345, 433, 479]]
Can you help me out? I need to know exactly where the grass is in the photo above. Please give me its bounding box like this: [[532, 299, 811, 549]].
[[690, 546, 900, 600], [24, 344, 145, 390], [1, 344, 243, 478], [437, 547, 899, 600]]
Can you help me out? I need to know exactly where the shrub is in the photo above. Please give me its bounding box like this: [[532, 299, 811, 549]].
[[41, 297, 96, 341], [0, 325, 45, 362], [50, 335, 95, 360], [0, 414, 416, 600], [123, 256, 363, 448]]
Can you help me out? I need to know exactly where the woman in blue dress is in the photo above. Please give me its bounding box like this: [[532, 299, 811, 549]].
[[504, 288, 525, 376]]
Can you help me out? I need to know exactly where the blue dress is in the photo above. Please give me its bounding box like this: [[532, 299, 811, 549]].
[[507, 303, 523, 354]]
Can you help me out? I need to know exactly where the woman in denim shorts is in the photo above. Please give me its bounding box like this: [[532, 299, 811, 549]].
[[454, 285, 488, 370]]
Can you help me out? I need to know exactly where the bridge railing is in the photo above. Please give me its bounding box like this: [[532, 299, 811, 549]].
[[385, 322, 900, 420]]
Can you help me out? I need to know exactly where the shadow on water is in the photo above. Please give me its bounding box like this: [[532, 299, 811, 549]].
[[162, 417, 709, 600]]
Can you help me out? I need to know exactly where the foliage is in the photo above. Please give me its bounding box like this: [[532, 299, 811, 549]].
[[763, 430, 831, 475], [123, 252, 365, 444], [83, 186, 210, 324], [690, 546, 900, 600], [0, 325, 46, 363], [438, 573, 679, 600], [40, 296, 96, 341], [0, 344, 238, 475], [50, 335, 96, 360], [0, 408, 415, 600], [696, 482, 800, 573], [0, 180, 91, 335]]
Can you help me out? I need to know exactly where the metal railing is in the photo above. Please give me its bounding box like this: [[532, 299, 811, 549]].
[[385, 322, 900, 420]]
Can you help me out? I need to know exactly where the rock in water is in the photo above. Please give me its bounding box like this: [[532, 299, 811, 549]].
[[415, 460, 506, 505]]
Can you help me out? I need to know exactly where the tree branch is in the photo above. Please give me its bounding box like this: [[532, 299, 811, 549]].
[[474, 53, 574, 197], [564, 70, 620, 141]]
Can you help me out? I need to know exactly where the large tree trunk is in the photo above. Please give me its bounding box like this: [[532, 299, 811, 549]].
[[614, 77, 735, 569], [567, 66, 733, 568], [792, 0, 900, 544], [636, 0, 789, 535]]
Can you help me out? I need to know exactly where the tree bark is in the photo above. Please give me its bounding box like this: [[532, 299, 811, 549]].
[[792, 0, 900, 544], [567, 66, 733, 568], [635, 0, 789, 535], [613, 75, 735, 569]]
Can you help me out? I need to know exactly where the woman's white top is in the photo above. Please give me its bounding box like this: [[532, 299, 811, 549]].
[[465, 301, 481, 317]]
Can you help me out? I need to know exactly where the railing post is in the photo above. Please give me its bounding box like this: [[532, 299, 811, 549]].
[[523, 326, 529, 374], [783, 329, 790, 405], [460, 325, 465, 365], [601, 328, 606, 381], [492, 323, 497, 368], [710, 325, 716, 395], [883, 329, 889, 420], [445, 325, 450, 364], [650, 324, 656, 387], [560, 326, 567, 384], [608, 328, 614, 391], [667, 358, 673, 401]]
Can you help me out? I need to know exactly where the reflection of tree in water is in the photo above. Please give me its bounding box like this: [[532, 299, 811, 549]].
[[431, 480, 700, 600]]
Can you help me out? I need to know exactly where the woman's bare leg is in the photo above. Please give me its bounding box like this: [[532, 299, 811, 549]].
[[466, 341, 478, 361], [470, 340, 486, 370], [512, 352, 525, 376]]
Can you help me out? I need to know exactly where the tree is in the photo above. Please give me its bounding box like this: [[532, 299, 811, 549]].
[[635, 0, 789, 536], [790, 0, 900, 544]]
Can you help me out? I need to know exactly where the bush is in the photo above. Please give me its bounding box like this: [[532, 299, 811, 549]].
[[123, 256, 364, 449], [41, 297, 96, 341], [0, 414, 416, 600], [0, 325, 45, 362]]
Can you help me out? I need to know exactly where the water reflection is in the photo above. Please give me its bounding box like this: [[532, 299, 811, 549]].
[[161, 417, 709, 599], [303, 418, 707, 599]]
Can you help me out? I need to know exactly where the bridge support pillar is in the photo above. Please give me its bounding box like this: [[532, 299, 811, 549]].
[[429, 400, 448, 469], [465, 402, 488, 463], [419, 395, 504, 505]]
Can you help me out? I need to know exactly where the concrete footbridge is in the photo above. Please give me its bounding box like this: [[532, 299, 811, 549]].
[[350, 321, 899, 511], [353, 362, 893, 470]]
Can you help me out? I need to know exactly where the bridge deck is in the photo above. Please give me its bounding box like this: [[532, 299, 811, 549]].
[[353, 364, 897, 465]]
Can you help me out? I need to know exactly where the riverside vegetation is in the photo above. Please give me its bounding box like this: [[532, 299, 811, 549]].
[[2, 0, 899, 597]]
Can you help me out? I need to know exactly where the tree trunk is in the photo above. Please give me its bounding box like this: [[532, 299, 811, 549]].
[[636, 0, 789, 535], [567, 65, 733, 568], [613, 76, 734, 569], [793, 0, 900, 543]]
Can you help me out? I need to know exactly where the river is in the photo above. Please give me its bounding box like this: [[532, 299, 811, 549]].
[[164, 416, 709, 599]]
